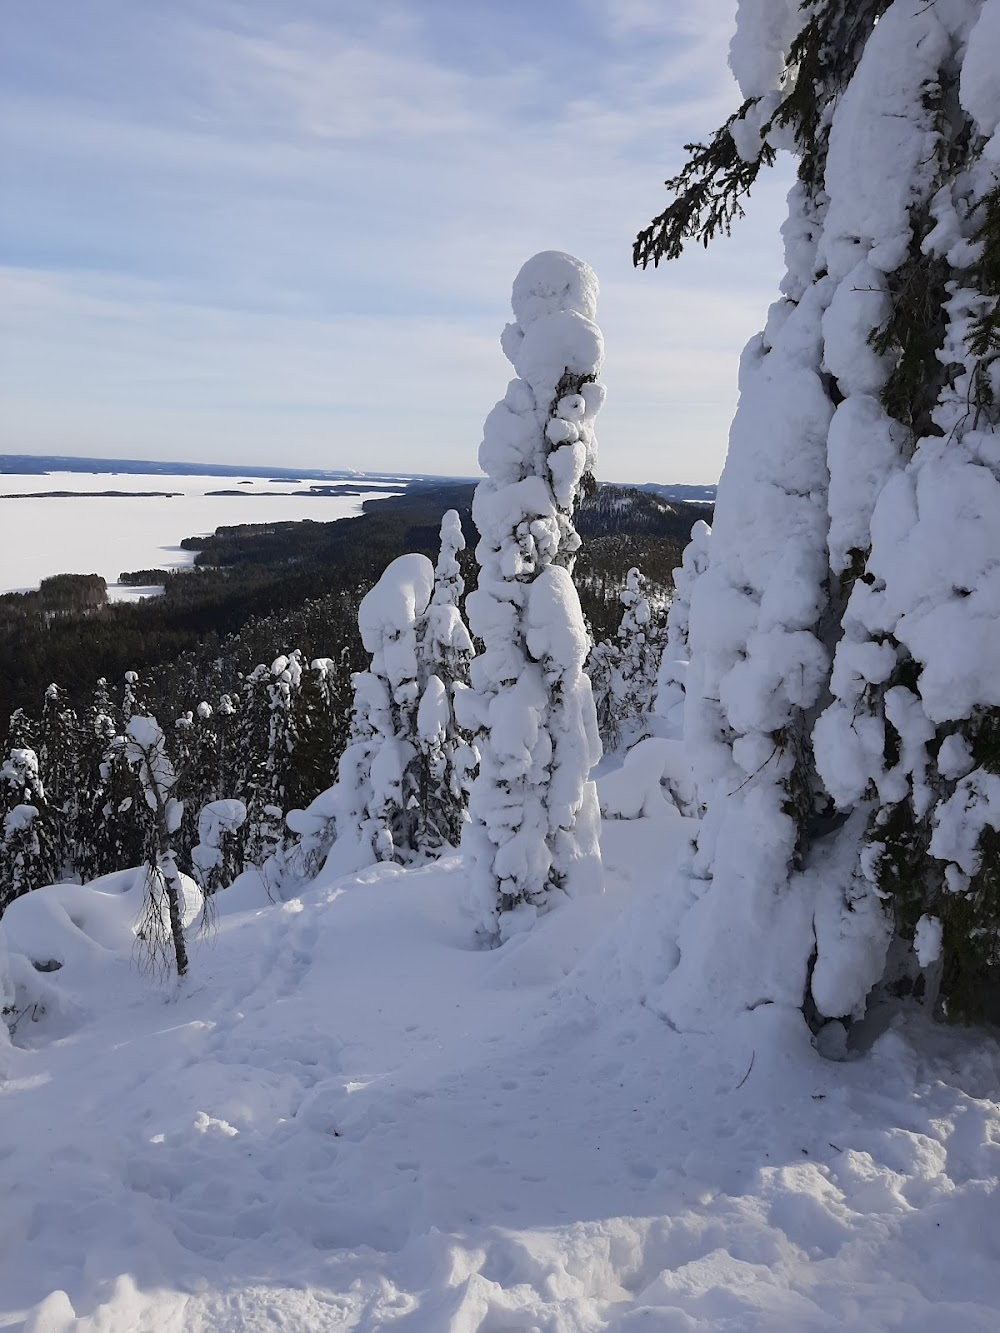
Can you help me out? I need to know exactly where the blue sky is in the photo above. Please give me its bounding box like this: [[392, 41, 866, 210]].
[[0, 0, 791, 483]]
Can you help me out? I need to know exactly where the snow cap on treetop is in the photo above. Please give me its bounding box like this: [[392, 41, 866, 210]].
[[439, 508, 464, 548], [358, 554, 435, 655], [509, 251, 599, 329], [501, 253, 605, 398]]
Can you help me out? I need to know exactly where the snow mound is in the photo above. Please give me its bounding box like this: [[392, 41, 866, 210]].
[[1, 869, 201, 1044], [3, 828, 1000, 1330], [597, 738, 687, 820]]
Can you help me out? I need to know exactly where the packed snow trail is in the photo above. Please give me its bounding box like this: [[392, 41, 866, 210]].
[[3, 819, 1000, 1331]]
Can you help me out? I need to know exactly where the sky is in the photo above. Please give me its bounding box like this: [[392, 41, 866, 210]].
[[0, 0, 792, 485]]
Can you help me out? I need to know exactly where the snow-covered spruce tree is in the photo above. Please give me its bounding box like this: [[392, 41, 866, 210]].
[[124, 714, 189, 977], [239, 655, 302, 884], [654, 520, 711, 735], [354, 554, 435, 863], [0, 803, 39, 914], [36, 684, 80, 880], [637, 0, 1000, 1027], [5, 709, 36, 753], [0, 749, 47, 912], [321, 674, 384, 872], [460, 251, 606, 943], [584, 633, 620, 751], [173, 702, 227, 868], [613, 567, 660, 742], [77, 678, 141, 881], [416, 510, 475, 851], [212, 692, 239, 810], [285, 655, 349, 814], [191, 798, 247, 898], [121, 669, 147, 721], [304, 557, 433, 877], [275, 658, 351, 886], [584, 569, 658, 753]]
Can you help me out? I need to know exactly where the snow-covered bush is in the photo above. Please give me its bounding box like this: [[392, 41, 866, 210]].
[[460, 251, 606, 943], [281, 784, 340, 884], [638, 0, 1000, 1028], [191, 798, 247, 897], [0, 868, 201, 1040], [596, 738, 687, 821]]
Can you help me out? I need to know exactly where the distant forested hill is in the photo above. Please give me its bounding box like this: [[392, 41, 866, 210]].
[[0, 481, 711, 728]]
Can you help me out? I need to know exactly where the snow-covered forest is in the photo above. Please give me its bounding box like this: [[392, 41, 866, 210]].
[[3, 1, 1000, 1328]]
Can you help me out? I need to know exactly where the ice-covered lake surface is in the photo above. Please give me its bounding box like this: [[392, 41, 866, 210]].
[[0, 471, 403, 600]]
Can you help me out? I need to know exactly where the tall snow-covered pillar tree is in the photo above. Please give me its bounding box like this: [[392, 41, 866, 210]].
[[461, 251, 606, 943], [636, 0, 1000, 1028]]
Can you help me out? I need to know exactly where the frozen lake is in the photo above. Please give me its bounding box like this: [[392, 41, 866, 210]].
[[0, 471, 401, 600]]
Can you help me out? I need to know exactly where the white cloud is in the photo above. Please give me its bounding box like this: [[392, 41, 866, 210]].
[[0, 0, 791, 484]]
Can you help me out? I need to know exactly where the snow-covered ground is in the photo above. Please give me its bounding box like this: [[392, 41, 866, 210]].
[[0, 473, 401, 600], [3, 810, 1000, 1332]]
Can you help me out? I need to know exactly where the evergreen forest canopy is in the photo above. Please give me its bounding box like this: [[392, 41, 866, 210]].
[[0, 468, 707, 970]]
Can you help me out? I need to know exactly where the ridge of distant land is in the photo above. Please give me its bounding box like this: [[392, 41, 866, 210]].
[[0, 454, 717, 501], [0, 484, 406, 500], [0, 454, 473, 484], [632, 481, 717, 504]]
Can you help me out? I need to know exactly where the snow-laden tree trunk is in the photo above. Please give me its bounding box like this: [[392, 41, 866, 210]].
[[640, 0, 1000, 1029], [460, 251, 606, 943]]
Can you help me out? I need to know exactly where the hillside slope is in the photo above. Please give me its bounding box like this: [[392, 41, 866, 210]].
[[2, 810, 999, 1331]]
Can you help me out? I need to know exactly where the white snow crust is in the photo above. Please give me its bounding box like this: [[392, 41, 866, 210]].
[[3, 817, 1000, 1329]]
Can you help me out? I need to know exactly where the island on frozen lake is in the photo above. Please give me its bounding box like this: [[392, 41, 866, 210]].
[[0, 457, 430, 600]]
